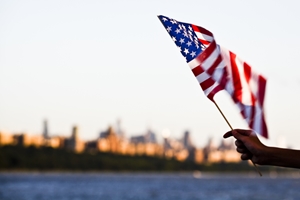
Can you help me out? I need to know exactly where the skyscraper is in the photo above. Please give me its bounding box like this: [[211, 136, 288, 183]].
[[43, 119, 48, 139], [182, 131, 194, 149]]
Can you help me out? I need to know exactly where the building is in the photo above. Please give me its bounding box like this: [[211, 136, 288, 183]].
[[46, 136, 65, 148], [203, 137, 240, 163], [130, 129, 157, 144], [98, 126, 120, 153], [130, 129, 163, 157], [14, 133, 44, 147], [0, 120, 243, 164], [65, 126, 85, 153], [182, 130, 194, 150], [43, 119, 49, 139]]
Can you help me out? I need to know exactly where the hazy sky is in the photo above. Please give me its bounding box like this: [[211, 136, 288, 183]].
[[1, 0, 300, 148]]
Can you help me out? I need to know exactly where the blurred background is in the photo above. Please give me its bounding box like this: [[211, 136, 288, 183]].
[[1, 0, 300, 199], [2, 0, 300, 149]]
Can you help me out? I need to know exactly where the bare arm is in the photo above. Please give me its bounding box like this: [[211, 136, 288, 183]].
[[223, 129, 300, 169]]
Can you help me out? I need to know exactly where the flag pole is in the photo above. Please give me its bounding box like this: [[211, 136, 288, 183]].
[[213, 100, 262, 176]]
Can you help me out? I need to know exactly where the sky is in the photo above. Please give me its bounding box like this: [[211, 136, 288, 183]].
[[1, 0, 300, 148]]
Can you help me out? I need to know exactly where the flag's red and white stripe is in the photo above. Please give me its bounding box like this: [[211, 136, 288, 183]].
[[187, 25, 268, 138], [220, 47, 268, 138], [188, 26, 228, 101]]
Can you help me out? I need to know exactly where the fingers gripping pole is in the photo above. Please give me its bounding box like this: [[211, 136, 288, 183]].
[[213, 101, 262, 177]]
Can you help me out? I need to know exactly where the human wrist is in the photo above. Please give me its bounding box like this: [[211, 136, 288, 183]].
[[258, 146, 287, 166], [253, 145, 271, 165]]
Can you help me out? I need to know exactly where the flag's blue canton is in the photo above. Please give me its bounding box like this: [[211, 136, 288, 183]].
[[159, 15, 205, 62]]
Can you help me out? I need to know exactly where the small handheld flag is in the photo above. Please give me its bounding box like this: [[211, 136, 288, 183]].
[[158, 15, 268, 139]]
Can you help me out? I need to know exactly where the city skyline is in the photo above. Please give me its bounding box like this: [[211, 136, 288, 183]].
[[1, 118, 236, 149], [0, 119, 241, 164], [1, 1, 300, 149]]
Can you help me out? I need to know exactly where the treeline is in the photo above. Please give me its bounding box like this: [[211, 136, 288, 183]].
[[0, 145, 290, 172]]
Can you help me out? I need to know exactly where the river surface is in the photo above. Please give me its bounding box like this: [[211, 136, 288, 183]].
[[0, 172, 300, 200]]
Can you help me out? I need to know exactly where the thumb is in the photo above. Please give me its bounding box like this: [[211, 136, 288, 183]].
[[231, 129, 252, 142], [223, 129, 251, 139], [223, 131, 233, 138], [223, 129, 247, 140]]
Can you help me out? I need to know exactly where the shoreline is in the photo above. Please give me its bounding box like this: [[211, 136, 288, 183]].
[[1, 170, 300, 178]]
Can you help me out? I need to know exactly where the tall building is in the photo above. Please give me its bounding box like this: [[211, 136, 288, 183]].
[[43, 119, 49, 139], [182, 130, 194, 150], [65, 125, 84, 153], [71, 126, 79, 140]]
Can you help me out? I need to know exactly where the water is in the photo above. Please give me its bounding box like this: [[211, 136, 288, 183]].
[[1, 172, 300, 200]]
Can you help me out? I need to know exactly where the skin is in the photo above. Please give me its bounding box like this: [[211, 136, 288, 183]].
[[223, 129, 300, 169]]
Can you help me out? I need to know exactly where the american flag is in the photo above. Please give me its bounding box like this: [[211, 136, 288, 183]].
[[158, 15, 268, 138]]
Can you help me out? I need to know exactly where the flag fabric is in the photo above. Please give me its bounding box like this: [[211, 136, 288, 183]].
[[158, 15, 268, 138], [220, 47, 268, 138]]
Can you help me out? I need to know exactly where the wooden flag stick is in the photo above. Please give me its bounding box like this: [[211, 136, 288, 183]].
[[213, 101, 262, 177]]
